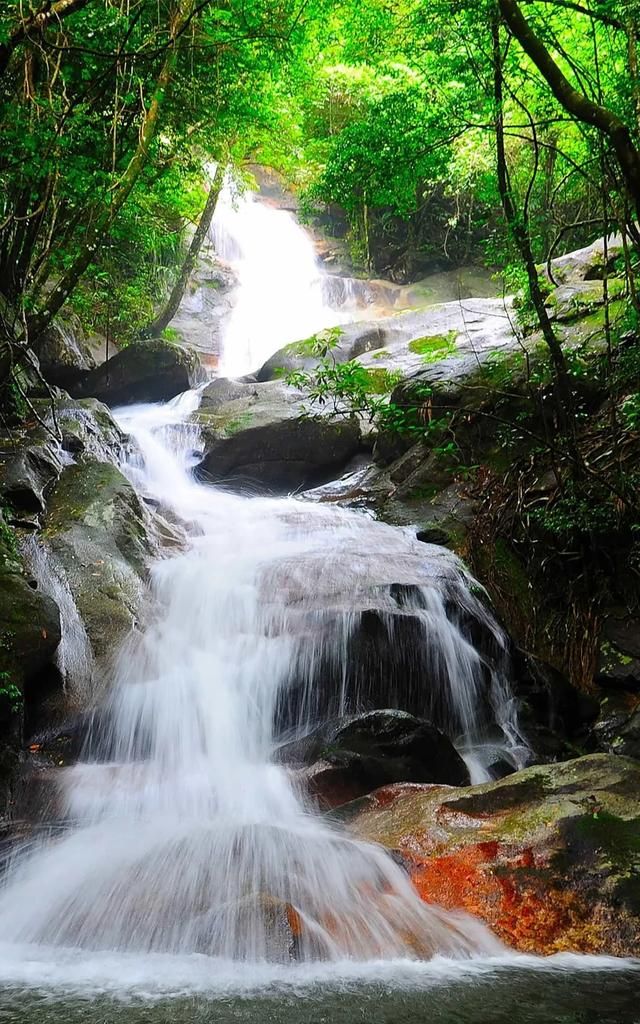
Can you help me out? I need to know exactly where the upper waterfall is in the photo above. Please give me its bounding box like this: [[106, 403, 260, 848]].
[[211, 181, 349, 377]]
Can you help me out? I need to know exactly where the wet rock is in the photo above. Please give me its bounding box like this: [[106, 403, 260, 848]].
[[197, 378, 362, 492], [0, 439, 64, 514], [36, 318, 97, 390], [72, 339, 205, 406], [0, 511, 61, 804], [342, 753, 640, 956], [41, 460, 155, 669], [299, 709, 469, 810]]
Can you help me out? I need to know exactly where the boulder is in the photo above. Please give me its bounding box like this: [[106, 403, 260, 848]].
[[290, 709, 469, 810], [0, 397, 129, 531], [0, 512, 61, 802], [0, 437, 64, 515], [72, 339, 205, 406], [0, 517, 61, 689], [256, 298, 516, 385], [342, 753, 640, 956], [41, 460, 155, 671], [197, 378, 362, 492], [36, 318, 97, 390]]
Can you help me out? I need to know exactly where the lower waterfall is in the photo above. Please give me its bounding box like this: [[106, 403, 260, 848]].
[[0, 391, 519, 971]]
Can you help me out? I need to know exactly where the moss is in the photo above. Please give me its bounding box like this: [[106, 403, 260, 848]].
[[161, 326, 181, 343], [363, 368, 402, 395], [408, 331, 457, 362], [370, 349, 391, 361], [405, 483, 442, 502], [222, 413, 255, 437]]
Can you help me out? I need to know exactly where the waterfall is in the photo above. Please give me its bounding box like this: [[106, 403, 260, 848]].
[[0, 393, 516, 972], [212, 181, 349, 377]]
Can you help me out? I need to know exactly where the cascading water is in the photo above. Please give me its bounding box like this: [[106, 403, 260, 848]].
[[0, 395, 509, 970], [212, 181, 349, 377]]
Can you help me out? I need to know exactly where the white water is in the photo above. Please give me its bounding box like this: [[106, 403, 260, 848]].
[[212, 181, 348, 377], [0, 389, 531, 972]]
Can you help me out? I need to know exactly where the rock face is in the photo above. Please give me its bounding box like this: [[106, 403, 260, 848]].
[[41, 460, 155, 672], [36, 318, 97, 390], [72, 339, 205, 406], [197, 378, 362, 492], [257, 297, 515, 385], [342, 754, 640, 956], [283, 709, 470, 810]]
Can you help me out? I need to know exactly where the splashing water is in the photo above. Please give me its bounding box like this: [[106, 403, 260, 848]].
[[212, 182, 348, 377], [0, 391, 524, 974]]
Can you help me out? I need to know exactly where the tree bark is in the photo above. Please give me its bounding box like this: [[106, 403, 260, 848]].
[[498, 0, 640, 216], [491, 10, 574, 429], [29, 0, 193, 336], [0, 0, 92, 77], [141, 163, 224, 338]]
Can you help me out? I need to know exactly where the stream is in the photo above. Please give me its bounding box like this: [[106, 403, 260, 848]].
[[0, 183, 637, 1021]]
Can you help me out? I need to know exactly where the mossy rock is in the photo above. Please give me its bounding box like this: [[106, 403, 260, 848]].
[[407, 331, 457, 362], [345, 753, 640, 955], [42, 461, 155, 664]]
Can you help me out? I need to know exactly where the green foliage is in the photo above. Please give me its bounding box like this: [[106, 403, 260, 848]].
[[0, 510, 17, 560], [621, 394, 640, 431], [0, 673, 22, 715]]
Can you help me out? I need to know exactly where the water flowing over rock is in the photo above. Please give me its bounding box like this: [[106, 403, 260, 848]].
[[211, 181, 349, 377], [0, 391, 512, 967]]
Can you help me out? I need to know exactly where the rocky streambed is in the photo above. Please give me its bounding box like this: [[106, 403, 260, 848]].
[[0, 237, 639, 959]]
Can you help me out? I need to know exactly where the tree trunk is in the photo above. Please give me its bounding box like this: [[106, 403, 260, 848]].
[[141, 163, 224, 338], [29, 0, 193, 337], [491, 9, 574, 432], [498, 0, 640, 217]]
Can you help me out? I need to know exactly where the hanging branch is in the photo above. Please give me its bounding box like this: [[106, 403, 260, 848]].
[[498, 0, 640, 217], [0, 0, 93, 77], [491, 6, 575, 436], [29, 0, 195, 337]]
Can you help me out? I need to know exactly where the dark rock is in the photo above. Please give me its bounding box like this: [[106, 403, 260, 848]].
[[510, 648, 598, 760], [416, 524, 454, 547], [596, 609, 640, 691], [313, 709, 469, 808], [36, 318, 96, 390], [0, 441, 64, 515], [72, 339, 205, 406], [285, 709, 469, 810], [589, 692, 640, 761], [196, 378, 362, 493]]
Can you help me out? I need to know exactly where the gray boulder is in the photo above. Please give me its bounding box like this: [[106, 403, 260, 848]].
[[41, 460, 155, 670], [197, 378, 362, 492], [36, 318, 97, 390], [72, 339, 205, 407]]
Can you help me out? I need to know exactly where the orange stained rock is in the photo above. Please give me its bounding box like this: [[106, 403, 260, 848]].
[[406, 841, 606, 954]]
